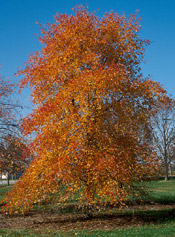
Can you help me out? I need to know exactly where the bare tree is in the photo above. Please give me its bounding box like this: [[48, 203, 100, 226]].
[[151, 97, 175, 181]]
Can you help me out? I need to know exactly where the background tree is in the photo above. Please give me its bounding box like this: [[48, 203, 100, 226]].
[[0, 75, 19, 137], [0, 73, 24, 183], [3, 5, 166, 214], [0, 135, 30, 185], [151, 96, 175, 181]]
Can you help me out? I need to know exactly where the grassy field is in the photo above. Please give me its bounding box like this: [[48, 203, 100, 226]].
[[145, 179, 175, 204], [0, 224, 175, 237], [0, 179, 175, 236]]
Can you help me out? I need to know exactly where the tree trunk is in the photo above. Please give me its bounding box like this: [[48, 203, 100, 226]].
[[165, 162, 169, 181], [169, 163, 172, 177], [7, 172, 10, 186], [164, 136, 169, 181]]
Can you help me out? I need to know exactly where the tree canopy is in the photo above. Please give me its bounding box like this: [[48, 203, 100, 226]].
[[0, 135, 30, 179], [2, 5, 166, 214]]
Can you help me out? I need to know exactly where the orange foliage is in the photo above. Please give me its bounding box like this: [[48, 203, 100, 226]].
[[2, 5, 166, 214]]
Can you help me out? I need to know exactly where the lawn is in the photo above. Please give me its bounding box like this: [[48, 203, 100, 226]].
[[145, 179, 175, 204], [0, 179, 175, 236]]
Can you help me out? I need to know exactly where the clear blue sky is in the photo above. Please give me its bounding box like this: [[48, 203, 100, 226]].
[[0, 0, 175, 117]]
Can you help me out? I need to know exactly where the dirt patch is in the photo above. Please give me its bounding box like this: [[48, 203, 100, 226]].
[[1, 203, 175, 231]]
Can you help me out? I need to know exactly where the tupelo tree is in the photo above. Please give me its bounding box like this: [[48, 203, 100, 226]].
[[3, 5, 166, 214]]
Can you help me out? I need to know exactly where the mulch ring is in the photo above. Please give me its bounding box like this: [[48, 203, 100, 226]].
[[1, 203, 175, 231]]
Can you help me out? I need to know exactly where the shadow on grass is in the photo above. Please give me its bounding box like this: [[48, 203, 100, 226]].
[[57, 207, 175, 226], [151, 195, 175, 204], [29, 202, 175, 226], [27, 208, 175, 230]]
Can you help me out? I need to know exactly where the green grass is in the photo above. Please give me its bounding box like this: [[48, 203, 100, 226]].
[[145, 179, 175, 204], [0, 186, 12, 202], [1, 222, 175, 236]]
